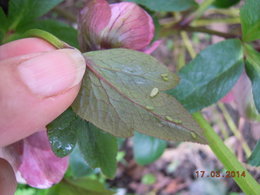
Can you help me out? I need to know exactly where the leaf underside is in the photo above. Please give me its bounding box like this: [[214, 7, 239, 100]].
[[72, 49, 206, 144]]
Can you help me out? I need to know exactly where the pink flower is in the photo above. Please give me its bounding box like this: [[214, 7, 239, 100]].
[[78, 0, 158, 53], [0, 131, 68, 188]]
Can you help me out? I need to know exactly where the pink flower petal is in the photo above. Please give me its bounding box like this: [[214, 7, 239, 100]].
[[18, 131, 69, 188], [142, 40, 162, 54], [78, 0, 111, 51], [100, 2, 154, 50], [220, 91, 234, 103]]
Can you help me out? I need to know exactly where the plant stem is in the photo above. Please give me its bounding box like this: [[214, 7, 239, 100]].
[[218, 103, 252, 158], [184, 26, 239, 39], [193, 112, 260, 195], [191, 17, 240, 27], [180, 0, 215, 26], [180, 31, 196, 59]]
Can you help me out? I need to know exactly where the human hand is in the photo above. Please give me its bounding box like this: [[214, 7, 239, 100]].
[[0, 38, 86, 147]]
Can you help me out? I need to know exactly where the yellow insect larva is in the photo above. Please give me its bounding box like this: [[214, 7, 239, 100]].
[[172, 119, 182, 124], [165, 116, 182, 124], [165, 116, 174, 121], [190, 132, 197, 139], [150, 87, 159, 97], [160, 73, 169, 81], [146, 105, 154, 111]]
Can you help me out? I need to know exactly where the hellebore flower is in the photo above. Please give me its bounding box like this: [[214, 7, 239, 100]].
[[0, 131, 68, 188], [220, 72, 260, 121], [78, 0, 158, 53]]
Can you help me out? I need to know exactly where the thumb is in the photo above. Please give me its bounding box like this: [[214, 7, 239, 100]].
[[0, 48, 85, 147]]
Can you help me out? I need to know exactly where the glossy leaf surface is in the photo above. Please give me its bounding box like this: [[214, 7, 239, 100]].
[[47, 109, 78, 157]]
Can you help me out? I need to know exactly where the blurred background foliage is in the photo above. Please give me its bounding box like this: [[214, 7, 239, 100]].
[[0, 0, 259, 194]]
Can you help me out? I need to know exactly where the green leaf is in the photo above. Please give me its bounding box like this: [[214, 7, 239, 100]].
[[213, 0, 240, 8], [141, 174, 157, 185], [78, 123, 118, 178], [133, 132, 166, 165], [47, 108, 78, 157], [72, 49, 206, 144], [248, 140, 260, 167], [0, 8, 8, 31], [8, 0, 63, 30], [17, 19, 78, 48], [126, 0, 197, 12], [48, 109, 118, 178], [69, 145, 96, 178], [168, 39, 244, 113], [240, 0, 260, 42], [244, 44, 260, 113], [47, 178, 113, 195]]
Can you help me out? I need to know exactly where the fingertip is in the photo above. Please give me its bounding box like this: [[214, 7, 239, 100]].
[[0, 38, 55, 60]]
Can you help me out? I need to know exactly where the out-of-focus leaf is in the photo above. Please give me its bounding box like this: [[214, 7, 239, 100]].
[[17, 19, 78, 48], [248, 140, 260, 166], [78, 122, 118, 178], [168, 39, 243, 113], [126, 0, 197, 12], [47, 178, 114, 195], [47, 109, 78, 157], [244, 44, 260, 113], [240, 0, 260, 42], [0, 8, 8, 31], [69, 145, 96, 178], [8, 0, 63, 29], [213, 0, 240, 8], [141, 174, 156, 185], [73, 49, 206, 143], [133, 132, 166, 165]]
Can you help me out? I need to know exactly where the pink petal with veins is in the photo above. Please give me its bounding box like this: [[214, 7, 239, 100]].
[[100, 2, 154, 50], [78, 0, 111, 51], [18, 131, 68, 188], [142, 40, 162, 54]]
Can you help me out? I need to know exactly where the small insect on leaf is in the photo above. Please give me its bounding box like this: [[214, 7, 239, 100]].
[[150, 88, 159, 97], [190, 132, 197, 139], [160, 73, 169, 81], [146, 106, 154, 111]]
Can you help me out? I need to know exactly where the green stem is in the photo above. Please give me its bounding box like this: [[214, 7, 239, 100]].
[[180, 0, 215, 26], [184, 26, 239, 39], [180, 31, 196, 59], [193, 112, 260, 195]]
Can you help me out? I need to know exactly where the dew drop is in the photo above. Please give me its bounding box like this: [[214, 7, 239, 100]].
[[150, 88, 159, 97]]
